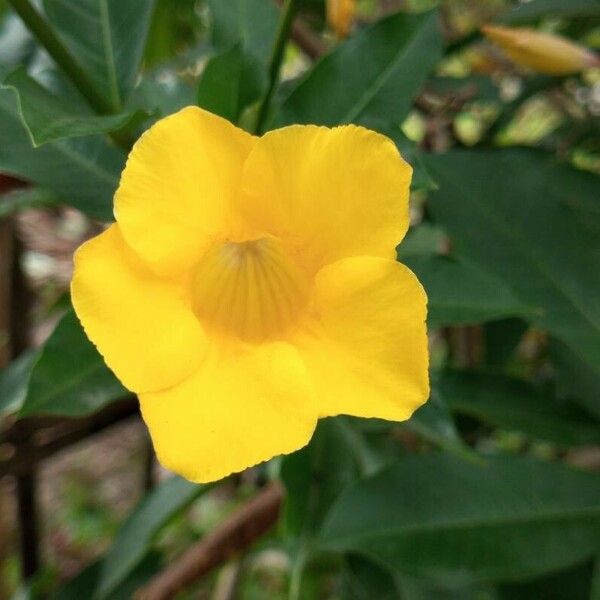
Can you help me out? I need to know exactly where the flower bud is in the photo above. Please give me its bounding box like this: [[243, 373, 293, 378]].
[[482, 24, 600, 75], [327, 0, 356, 39]]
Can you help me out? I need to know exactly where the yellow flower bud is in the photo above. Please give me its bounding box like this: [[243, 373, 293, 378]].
[[327, 0, 356, 39], [482, 24, 600, 75]]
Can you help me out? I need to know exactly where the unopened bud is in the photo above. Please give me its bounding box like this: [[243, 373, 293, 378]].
[[327, 0, 356, 39], [482, 24, 600, 75]]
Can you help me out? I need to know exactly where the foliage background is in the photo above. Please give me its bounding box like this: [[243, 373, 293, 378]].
[[0, 0, 599, 598]]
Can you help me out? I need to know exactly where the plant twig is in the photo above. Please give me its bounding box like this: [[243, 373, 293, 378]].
[[253, 0, 299, 134], [291, 18, 327, 59], [7, 0, 115, 115], [136, 481, 285, 600]]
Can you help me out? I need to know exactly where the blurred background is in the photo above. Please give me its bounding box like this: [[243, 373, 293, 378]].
[[0, 0, 599, 598]]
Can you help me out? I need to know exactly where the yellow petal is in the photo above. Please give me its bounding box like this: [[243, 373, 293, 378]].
[[115, 106, 256, 276], [482, 25, 599, 75], [327, 0, 356, 39], [295, 256, 429, 420], [239, 125, 412, 275], [139, 342, 317, 483], [71, 225, 207, 393]]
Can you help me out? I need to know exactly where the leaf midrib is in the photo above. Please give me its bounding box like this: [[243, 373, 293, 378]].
[[340, 15, 432, 124], [322, 504, 600, 547], [99, 0, 121, 110]]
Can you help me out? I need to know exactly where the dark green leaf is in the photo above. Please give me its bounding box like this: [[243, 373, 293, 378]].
[[279, 11, 442, 127], [401, 254, 533, 328], [281, 419, 362, 541], [498, 561, 594, 600], [43, 0, 156, 110], [197, 44, 265, 123], [20, 310, 127, 417], [320, 454, 600, 582], [397, 224, 446, 257], [206, 0, 279, 65], [437, 370, 600, 447], [499, 0, 600, 24], [405, 390, 480, 463], [549, 338, 600, 420], [128, 70, 196, 119], [0, 349, 38, 416], [4, 68, 141, 145], [482, 318, 528, 368], [340, 556, 400, 600], [54, 553, 162, 600], [425, 148, 600, 375], [0, 87, 123, 220], [96, 476, 208, 599]]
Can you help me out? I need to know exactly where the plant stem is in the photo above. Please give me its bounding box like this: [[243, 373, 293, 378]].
[[7, 0, 115, 115], [288, 544, 308, 600], [253, 0, 298, 135]]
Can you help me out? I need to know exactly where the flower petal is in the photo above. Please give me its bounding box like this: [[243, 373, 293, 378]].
[[139, 342, 317, 483], [71, 225, 207, 393], [115, 106, 256, 275], [239, 125, 411, 274], [295, 256, 429, 420]]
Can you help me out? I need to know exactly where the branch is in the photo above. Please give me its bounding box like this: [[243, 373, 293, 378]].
[[291, 19, 327, 59], [136, 481, 285, 600], [0, 398, 138, 476]]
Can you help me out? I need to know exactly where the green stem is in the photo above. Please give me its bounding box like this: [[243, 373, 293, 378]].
[[253, 0, 298, 135], [288, 544, 308, 600], [7, 0, 115, 115]]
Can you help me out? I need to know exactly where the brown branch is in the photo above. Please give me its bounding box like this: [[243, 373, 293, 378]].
[[0, 398, 138, 477], [291, 18, 327, 60], [136, 481, 285, 600], [272, 0, 327, 60]]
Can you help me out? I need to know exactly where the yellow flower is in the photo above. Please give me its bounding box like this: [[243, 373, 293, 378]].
[[482, 24, 600, 75], [71, 107, 429, 483], [326, 0, 356, 39]]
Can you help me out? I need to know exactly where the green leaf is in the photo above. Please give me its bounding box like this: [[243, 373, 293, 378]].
[[43, 0, 156, 110], [19, 310, 127, 417], [405, 390, 480, 463], [397, 224, 446, 257], [206, 0, 279, 65], [425, 148, 600, 375], [437, 370, 600, 447], [279, 11, 442, 127], [498, 561, 594, 600], [4, 67, 142, 145], [340, 556, 400, 600], [482, 318, 528, 368], [320, 454, 600, 582], [55, 553, 162, 600], [0, 87, 123, 220], [280, 419, 363, 541], [128, 69, 196, 118], [95, 476, 209, 599], [390, 129, 437, 192], [0, 186, 58, 218], [0, 349, 38, 416], [499, 0, 600, 24], [401, 253, 534, 328], [197, 44, 265, 123], [549, 338, 600, 420]]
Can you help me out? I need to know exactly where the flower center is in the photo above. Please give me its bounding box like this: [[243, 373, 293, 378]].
[[191, 237, 309, 342]]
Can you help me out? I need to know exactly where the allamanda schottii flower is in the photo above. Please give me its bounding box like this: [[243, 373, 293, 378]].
[[71, 107, 429, 483]]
